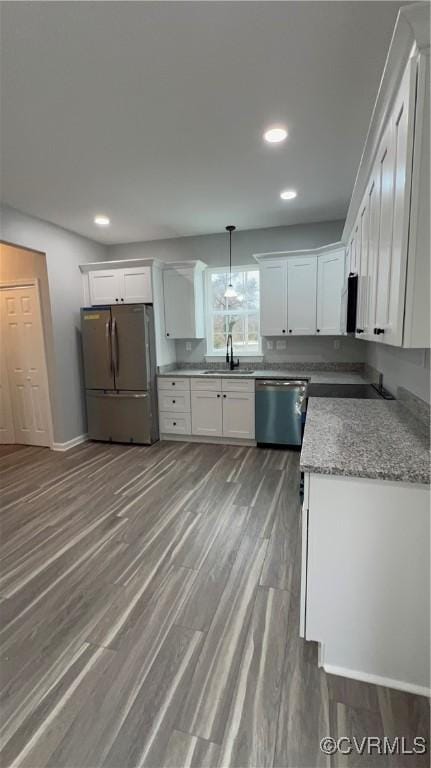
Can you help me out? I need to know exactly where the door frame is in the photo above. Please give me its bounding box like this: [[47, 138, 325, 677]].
[[0, 278, 55, 449]]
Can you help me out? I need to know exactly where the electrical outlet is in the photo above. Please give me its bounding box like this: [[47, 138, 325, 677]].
[[333, 339, 340, 350], [266, 340, 273, 350], [276, 340, 287, 350], [185, 342, 192, 352]]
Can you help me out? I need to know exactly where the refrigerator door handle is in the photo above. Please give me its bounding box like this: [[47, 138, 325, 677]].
[[89, 391, 149, 399], [105, 319, 113, 374], [111, 317, 119, 376]]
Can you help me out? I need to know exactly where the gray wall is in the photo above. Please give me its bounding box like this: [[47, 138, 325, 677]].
[[108, 220, 344, 267], [0, 204, 107, 444], [364, 341, 430, 403], [175, 335, 365, 365], [109, 220, 354, 365]]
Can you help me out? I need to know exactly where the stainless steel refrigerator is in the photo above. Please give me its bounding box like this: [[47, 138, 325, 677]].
[[81, 304, 159, 444]]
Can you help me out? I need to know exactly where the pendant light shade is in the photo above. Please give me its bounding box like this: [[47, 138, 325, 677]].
[[224, 225, 237, 299]]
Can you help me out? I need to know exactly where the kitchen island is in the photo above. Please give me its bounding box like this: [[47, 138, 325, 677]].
[[299, 396, 430, 696]]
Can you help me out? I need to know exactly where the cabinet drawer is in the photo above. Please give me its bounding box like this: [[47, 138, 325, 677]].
[[190, 377, 222, 392], [159, 412, 191, 435], [158, 377, 190, 391], [158, 391, 191, 413], [222, 378, 255, 392]]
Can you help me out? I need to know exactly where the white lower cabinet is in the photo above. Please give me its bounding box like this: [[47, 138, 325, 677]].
[[159, 412, 191, 435], [191, 390, 223, 437], [158, 391, 191, 413], [158, 376, 192, 436], [221, 391, 255, 440], [301, 472, 430, 694], [158, 375, 255, 441]]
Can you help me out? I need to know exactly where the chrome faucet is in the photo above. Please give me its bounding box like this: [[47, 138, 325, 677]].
[[226, 334, 240, 371]]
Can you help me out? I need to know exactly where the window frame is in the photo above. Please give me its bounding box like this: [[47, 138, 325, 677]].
[[205, 264, 262, 357]]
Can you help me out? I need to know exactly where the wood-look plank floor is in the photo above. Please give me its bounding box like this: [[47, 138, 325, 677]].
[[0, 441, 429, 768]]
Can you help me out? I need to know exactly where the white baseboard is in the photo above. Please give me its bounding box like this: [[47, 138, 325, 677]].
[[52, 434, 88, 452], [160, 433, 256, 447], [323, 663, 431, 698]]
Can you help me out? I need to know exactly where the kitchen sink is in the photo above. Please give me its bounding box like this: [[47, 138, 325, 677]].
[[202, 369, 255, 375]]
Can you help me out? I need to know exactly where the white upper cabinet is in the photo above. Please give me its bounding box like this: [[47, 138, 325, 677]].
[[258, 246, 344, 337], [260, 261, 288, 336], [88, 269, 123, 305], [317, 249, 345, 335], [287, 256, 317, 335], [122, 267, 152, 303], [162, 262, 205, 339], [88, 266, 152, 305], [343, 3, 429, 348]]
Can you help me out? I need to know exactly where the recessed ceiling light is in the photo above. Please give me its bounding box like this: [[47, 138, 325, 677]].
[[264, 126, 288, 144], [94, 215, 110, 227], [280, 189, 297, 200]]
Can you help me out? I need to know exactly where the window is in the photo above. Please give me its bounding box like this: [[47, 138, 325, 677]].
[[206, 266, 261, 356]]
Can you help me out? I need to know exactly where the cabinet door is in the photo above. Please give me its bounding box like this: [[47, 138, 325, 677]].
[[349, 228, 358, 275], [356, 201, 369, 335], [364, 171, 380, 339], [163, 268, 197, 339], [287, 256, 317, 335], [260, 262, 288, 336], [122, 267, 152, 303], [89, 270, 122, 306], [316, 251, 344, 335], [222, 392, 255, 440], [373, 62, 415, 345], [191, 391, 223, 436], [374, 122, 395, 337]]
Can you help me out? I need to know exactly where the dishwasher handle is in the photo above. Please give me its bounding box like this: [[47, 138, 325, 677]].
[[256, 379, 308, 390]]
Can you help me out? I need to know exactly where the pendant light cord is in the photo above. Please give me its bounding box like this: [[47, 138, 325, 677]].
[[225, 225, 236, 286], [229, 228, 232, 284]]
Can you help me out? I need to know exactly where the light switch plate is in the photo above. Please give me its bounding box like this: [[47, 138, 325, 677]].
[[276, 340, 287, 350], [185, 342, 192, 351], [266, 340, 274, 350], [333, 339, 340, 350]]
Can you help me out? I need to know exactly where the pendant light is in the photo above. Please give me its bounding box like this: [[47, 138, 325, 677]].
[[224, 225, 237, 299]]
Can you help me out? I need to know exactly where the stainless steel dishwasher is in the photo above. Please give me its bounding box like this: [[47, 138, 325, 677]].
[[255, 379, 308, 446]]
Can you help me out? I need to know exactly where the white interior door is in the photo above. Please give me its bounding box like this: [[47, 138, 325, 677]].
[[0, 325, 15, 444], [1, 285, 52, 447]]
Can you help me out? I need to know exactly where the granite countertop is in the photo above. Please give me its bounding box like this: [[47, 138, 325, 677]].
[[158, 368, 370, 385], [300, 398, 430, 485]]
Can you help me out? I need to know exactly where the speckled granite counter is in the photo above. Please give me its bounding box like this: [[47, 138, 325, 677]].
[[300, 398, 430, 485], [158, 368, 370, 385]]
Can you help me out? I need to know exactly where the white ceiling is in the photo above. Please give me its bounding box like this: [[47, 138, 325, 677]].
[[1, 1, 405, 244]]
